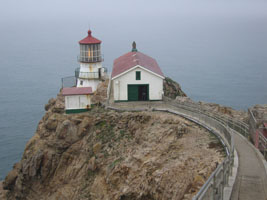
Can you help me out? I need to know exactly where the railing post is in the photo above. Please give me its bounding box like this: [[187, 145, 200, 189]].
[[230, 151, 234, 176], [170, 101, 236, 200], [223, 161, 226, 187], [212, 176, 217, 199]]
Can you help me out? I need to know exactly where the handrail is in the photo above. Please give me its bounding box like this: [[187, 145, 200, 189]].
[[259, 131, 267, 158], [77, 71, 100, 79], [107, 103, 235, 200], [162, 101, 234, 200], [61, 76, 77, 88], [168, 99, 250, 138], [78, 54, 104, 63]]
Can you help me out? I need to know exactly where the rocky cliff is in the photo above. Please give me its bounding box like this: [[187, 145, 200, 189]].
[[1, 92, 224, 200], [163, 77, 187, 99]]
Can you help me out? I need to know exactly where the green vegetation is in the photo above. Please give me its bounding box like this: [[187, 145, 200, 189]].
[[108, 157, 124, 170]]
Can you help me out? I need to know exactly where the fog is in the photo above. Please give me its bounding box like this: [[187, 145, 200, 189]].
[[0, 0, 266, 108], [1, 0, 267, 22]]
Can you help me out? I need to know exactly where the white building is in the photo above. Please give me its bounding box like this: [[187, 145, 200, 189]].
[[62, 87, 93, 114], [111, 43, 165, 102], [76, 30, 107, 91]]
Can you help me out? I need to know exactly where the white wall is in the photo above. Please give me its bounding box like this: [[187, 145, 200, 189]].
[[80, 62, 102, 72], [77, 62, 105, 90], [77, 79, 100, 91], [65, 95, 91, 110], [112, 66, 163, 101]]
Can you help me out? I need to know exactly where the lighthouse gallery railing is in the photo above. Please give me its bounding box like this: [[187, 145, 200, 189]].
[[78, 54, 104, 63]]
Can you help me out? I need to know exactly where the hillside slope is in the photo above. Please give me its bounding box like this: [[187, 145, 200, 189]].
[[1, 93, 224, 200]]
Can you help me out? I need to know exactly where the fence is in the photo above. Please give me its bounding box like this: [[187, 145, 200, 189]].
[[78, 54, 104, 63], [157, 101, 234, 200], [61, 76, 76, 88], [107, 102, 234, 200], [166, 99, 249, 139], [259, 131, 267, 159], [248, 109, 267, 158]]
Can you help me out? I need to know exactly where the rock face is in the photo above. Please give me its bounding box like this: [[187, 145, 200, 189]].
[[1, 93, 224, 200], [91, 79, 109, 104], [163, 77, 187, 99], [250, 104, 267, 122]]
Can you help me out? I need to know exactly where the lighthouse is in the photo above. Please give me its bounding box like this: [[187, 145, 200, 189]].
[[61, 29, 107, 114], [76, 30, 106, 91]]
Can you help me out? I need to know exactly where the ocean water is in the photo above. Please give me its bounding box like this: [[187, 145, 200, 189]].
[[0, 15, 266, 180]]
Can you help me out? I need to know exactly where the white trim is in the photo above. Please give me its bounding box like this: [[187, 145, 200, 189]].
[[111, 65, 165, 80]]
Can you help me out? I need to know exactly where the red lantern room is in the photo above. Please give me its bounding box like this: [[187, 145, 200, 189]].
[[79, 30, 102, 63]]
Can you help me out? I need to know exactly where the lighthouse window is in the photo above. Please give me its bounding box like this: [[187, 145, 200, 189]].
[[80, 44, 101, 62]]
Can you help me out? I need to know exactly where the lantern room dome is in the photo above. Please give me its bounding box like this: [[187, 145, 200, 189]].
[[79, 29, 101, 44]]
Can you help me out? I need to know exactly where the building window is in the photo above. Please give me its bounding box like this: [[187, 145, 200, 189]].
[[80, 80, 83, 85], [136, 71, 141, 80]]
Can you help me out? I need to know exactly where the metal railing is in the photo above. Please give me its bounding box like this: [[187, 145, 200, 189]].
[[193, 156, 232, 200], [75, 70, 100, 79], [107, 100, 235, 200], [248, 108, 267, 159], [78, 55, 103, 63], [167, 99, 249, 138], [259, 131, 267, 158], [161, 100, 235, 200], [61, 76, 76, 88]]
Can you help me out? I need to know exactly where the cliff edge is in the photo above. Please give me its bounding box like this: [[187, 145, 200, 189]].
[[1, 90, 224, 200], [164, 77, 187, 99]]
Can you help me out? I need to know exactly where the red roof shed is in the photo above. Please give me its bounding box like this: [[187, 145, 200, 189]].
[[62, 87, 93, 96]]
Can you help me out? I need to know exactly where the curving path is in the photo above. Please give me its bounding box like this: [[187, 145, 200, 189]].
[[230, 130, 267, 200], [108, 101, 267, 199]]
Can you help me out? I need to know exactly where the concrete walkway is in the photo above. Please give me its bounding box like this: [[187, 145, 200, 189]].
[[231, 131, 267, 200], [107, 102, 267, 199]]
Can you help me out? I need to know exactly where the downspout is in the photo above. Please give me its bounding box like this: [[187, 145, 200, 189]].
[[106, 74, 112, 105]]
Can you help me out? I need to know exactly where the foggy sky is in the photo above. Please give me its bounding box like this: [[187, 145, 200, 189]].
[[0, 0, 266, 108], [1, 0, 267, 23]]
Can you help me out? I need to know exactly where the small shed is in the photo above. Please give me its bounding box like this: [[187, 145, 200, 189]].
[[111, 43, 164, 102], [62, 87, 93, 114]]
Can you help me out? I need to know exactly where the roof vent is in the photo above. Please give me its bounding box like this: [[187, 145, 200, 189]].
[[88, 30, 92, 37], [132, 41, 137, 52]]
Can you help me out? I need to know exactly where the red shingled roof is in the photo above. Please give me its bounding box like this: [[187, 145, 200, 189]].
[[79, 30, 101, 44], [62, 87, 93, 96], [111, 51, 164, 78]]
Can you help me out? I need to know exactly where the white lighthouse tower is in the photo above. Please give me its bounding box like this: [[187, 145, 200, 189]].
[[76, 30, 106, 91]]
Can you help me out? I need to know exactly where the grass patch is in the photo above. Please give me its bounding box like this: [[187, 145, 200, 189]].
[[88, 170, 95, 178], [108, 157, 124, 170], [95, 120, 107, 128], [96, 122, 116, 144]]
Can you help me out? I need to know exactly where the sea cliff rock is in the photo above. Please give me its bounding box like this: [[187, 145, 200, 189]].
[[1, 92, 224, 200], [91, 79, 109, 104], [163, 77, 187, 99]]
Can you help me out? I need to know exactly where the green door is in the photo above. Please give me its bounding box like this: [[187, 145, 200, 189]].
[[128, 85, 138, 101]]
